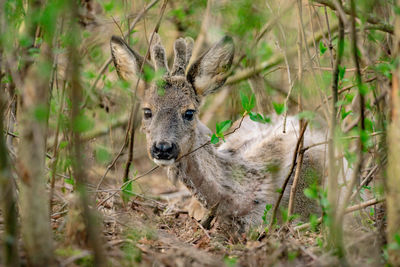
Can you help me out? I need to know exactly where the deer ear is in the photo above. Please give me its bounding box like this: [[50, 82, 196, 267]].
[[110, 36, 151, 98], [187, 36, 234, 97]]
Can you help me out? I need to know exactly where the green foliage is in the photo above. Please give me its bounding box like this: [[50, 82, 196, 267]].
[[272, 102, 285, 115], [224, 256, 238, 267], [72, 113, 94, 133], [338, 65, 346, 81], [373, 61, 395, 79], [121, 169, 139, 203], [288, 250, 299, 261], [211, 120, 232, 144], [309, 214, 320, 232], [33, 104, 49, 123], [95, 146, 111, 164], [387, 233, 400, 261], [240, 90, 256, 113], [122, 227, 157, 264], [225, 0, 264, 37], [240, 90, 270, 123], [257, 42, 274, 62], [262, 203, 272, 224], [297, 110, 315, 121], [55, 247, 94, 266], [280, 207, 298, 223], [319, 40, 327, 55]]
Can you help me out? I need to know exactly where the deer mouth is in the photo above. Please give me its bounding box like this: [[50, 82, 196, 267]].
[[153, 158, 176, 166]]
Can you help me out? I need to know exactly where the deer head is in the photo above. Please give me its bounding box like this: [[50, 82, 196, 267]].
[[110, 34, 234, 166]]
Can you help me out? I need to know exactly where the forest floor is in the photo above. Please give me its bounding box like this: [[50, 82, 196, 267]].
[[44, 157, 385, 267]]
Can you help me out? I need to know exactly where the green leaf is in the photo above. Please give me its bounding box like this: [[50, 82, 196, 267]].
[[239, 90, 256, 112], [338, 65, 346, 80], [240, 90, 249, 111], [297, 110, 315, 121], [374, 62, 394, 78], [249, 93, 256, 111], [65, 177, 75, 185], [95, 146, 111, 164], [73, 114, 94, 133], [210, 134, 219, 144], [304, 187, 318, 200], [103, 2, 114, 12], [319, 40, 327, 55], [272, 102, 285, 115], [216, 120, 232, 134], [59, 140, 68, 150], [316, 237, 323, 248], [33, 104, 49, 122], [262, 203, 273, 224], [122, 180, 135, 203], [358, 83, 369, 96], [309, 214, 319, 232], [395, 6, 400, 15], [248, 112, 270, 124], [224, 256, 237, 267], [341, 110, 352, 119], [143, 65, 155, 82]]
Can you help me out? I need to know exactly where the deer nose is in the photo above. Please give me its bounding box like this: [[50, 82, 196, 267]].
[[151, 141, 179, 160]]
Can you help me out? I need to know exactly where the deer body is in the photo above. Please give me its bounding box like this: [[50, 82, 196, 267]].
[[110, 34, 323, 233], [168, 116, 324, 232]]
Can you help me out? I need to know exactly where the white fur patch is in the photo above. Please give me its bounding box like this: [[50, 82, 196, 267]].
[[154, 159, 175, 166]]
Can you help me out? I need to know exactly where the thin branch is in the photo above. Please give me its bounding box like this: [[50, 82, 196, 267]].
[[349, 165, 379, 202], [314, 76, 377, 111], [312, 0, 394, 34], [288, 0, 305, 217], [122, 0, 168, 188], [327, 0, 344, 254], [86, 0, 160, 105], [336, 0, 367, 226], [266, 122, 309, 234], [49, 79, 67, 212], [293, 198, 385, 231], [225, 23, 339, 85]]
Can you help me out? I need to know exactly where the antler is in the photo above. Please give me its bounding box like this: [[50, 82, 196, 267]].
[[171, 37, 194, 76], [150, 33, 169, 72]]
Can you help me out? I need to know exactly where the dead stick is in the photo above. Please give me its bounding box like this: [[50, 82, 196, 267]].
[[268, 122, 309, 230]]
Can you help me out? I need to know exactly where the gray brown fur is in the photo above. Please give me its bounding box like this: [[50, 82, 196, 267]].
[[110, 34, 324, 234]]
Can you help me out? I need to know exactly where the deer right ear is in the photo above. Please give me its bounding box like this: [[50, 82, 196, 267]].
[[186, 36, 234, 97], [110, 36, 151, 98]]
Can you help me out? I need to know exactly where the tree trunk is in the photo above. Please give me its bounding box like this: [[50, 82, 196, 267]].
[[66, 1, 106, 265], [0, 88, 19, 267], [17, 44, 54, 266], [387, 1, 400, 264]]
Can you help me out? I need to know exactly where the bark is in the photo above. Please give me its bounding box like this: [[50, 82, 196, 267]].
[[0, 1, 19, 265], [327, 0, 345, 257], [0, 87, 19, 267], [387, 0, 400, 264], [17, 44, 55, 266], [67, 1, 106, 265]]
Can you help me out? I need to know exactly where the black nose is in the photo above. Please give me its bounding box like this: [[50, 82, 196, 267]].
[[151, 141, 179, 160]]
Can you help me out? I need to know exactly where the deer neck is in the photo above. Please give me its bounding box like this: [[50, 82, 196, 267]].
[[167, 121, 254, 216]]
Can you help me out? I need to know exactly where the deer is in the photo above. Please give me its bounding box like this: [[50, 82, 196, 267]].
[[110, 33, 326, 234]]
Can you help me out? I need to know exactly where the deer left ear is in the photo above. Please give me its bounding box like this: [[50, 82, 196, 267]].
[[110, 36, 153, 99], [186, 36, 234, 97]]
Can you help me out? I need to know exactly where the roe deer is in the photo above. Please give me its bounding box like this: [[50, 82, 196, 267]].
[[110, 34, 325, 233]]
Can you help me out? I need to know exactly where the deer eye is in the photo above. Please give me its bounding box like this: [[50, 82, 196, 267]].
[[183, 109, 195, 121], [143, 108, 152, 119]]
